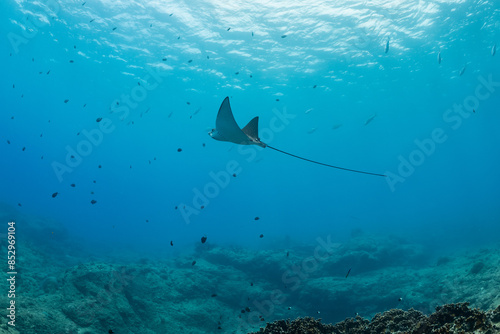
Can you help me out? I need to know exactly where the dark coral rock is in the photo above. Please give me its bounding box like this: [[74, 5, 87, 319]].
[[249, 303, 500, 334]]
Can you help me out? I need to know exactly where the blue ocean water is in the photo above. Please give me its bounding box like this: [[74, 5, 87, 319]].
[[1, 0, 500, 332]]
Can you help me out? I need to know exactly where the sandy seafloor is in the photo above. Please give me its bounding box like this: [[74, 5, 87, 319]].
[[0, 203, 499, 334]]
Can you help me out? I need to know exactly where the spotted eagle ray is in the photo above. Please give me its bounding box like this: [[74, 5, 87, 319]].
[[209, 97, 386, 177]]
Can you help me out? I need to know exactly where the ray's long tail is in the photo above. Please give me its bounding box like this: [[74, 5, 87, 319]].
[[266, 145, 386, 177]]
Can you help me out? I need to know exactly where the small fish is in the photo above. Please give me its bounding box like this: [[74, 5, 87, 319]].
[[108, 330, 114, 334], [259, 234, 264, 238], [82, 1, 86, 5], [52, 192, 58, 198], [188, 60, 192, 63], [170, 241, 173, 246], [254, 217, 260, 221], [112, 27, 117, 31], [70, 184, 75, 187], [64, 99, 69, 103], [162, 58, 167, 61], [46, 70, 50, 74], [345, 268, 352, 278], [492, 44, 496, 56], [169, 13, 173, 16], [398, 297, 403, 302], [69, 60, 74, 63], [281, 35, 287, 38], [192, 260, 196, 266], [235, 72, 239, 75], [227, 27, 230, 31], [177, 148, 182, 152], [286, 251, 289, 257], [90, 199, 97, 204], [384, 38, 390, 53], [364, 114, 377, 125], [89, 19, 95, 23], [96, 117, 102, 122], [459, 65, 466, 76], [252, 31, 254, 37], [437, 51, 441, 64], [313, 85, 317, 88], [22, 147, 25, 151], [201, 236, 207, 243], [211, 294, 217, 297]]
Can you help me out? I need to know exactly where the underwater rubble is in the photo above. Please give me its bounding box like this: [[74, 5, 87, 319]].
[[250, 303, 500, 333]]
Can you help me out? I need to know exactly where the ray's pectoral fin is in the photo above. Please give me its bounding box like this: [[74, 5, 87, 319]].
[[211, 97, 258, 145], [242, 117, 266, 147]]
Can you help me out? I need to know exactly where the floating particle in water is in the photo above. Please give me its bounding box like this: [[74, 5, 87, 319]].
[[200, 205, 204, 209], [250, 74, 253, 78], [73, 45, 76, 49], [69, 60, 74, 63], [174, 206, 178, 210], [276, 99, 280, 102], [83, 103, 86, 107], [70, 184, 75, 187], [22, 147, 26, 151], [232, 173, 236, 177], [202, 143, 206, 147], [235, 72, 239, 75], [211, 294, 217, 297], [177, 36, 180, 39], [254, 217, 260, 221], [18, 203, 21, 207], [13, 84, 15, 88], [98, 165, 102, 168], [252, 31, 254, 37], [188, 59, 192, 63], [186, 101, 190, 105], [170, 240, 173, 246], [47, 70, 50, 74], [64, 99, 69, 103], [307, 128, 317, 134], [250, 282, 253, 286], [162, 58, 167, 61], [207, 55, 209, 59], [52, 192, 58, 198], [259, 234, 264, 238], [90, 191, 94, 195], [90, 199, 97, 205], [89, 19, 95, 23], [150, 24, 152, 27], [7, 140, 10, 144], [169, 13, 173, 16], [281, 35, 287, 38], [201, 236, 207, 243], [96, 117, 102, 122], [11, 116, 14, 119], [192, 260, 196, 266], [93, 180, 96, 183], [313, 85, 317, 88], [177, 148, 182, 152], [82, 1, 86, 5]]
